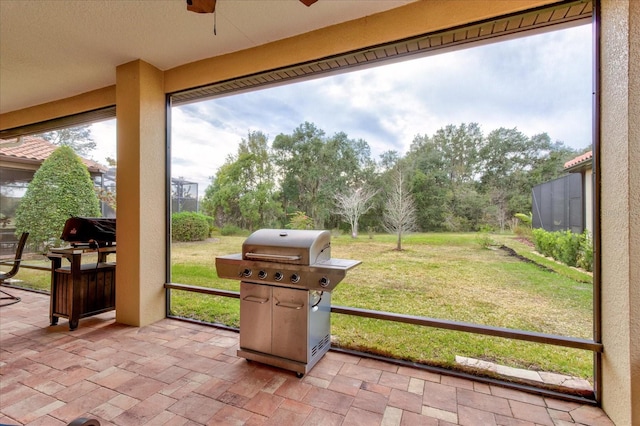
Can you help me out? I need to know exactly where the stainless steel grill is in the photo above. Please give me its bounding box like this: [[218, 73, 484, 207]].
[[216, 229, 360, 377]]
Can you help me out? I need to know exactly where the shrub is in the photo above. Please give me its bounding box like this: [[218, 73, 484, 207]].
[[577, 231, 594, 272], [556, 230, 581, 267], [201, 215, 216, 235], [172, 212, 210, 241], [532, 228, 593, 271], [476, 232, 496, 249], [477, 224, 494, 233], [220, 224, 243, 236], [287, 211, 314, 230], [532, 228, 553, 256], [513, 224, 533, 239], [15, 146, 101, 250]]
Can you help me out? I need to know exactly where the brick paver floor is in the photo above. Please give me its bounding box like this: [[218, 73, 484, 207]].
[[0, 287, 615, 425]]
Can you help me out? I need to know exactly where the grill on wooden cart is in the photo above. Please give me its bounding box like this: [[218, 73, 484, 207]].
[[48, 217, 117, 330], [216, 229, 360, 377]]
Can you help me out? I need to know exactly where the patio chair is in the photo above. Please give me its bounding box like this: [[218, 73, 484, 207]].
[[0, 232, 29, 307]]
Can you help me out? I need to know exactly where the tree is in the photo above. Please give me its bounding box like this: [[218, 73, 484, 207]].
[[272, 122, 326, 228], [378, 150, 400, 171], [405, 124, 488, 232], [334, 185, 378, 237], [383, 168, 417, 250], [201, 160, 243, 226], [272, 122, 375, 229], [201, 131, 281, 230], [236, 131, 282, 230], [39, 125, 96, 156], [14, 146, 101, 249], [404, 135, 449, 231], [431, 122, 483, 184], [525, 138, 580, 186], [477, 130, 579, 228]]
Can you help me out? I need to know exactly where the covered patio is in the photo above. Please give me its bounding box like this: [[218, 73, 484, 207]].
[[1, 0, 639, 424], [1, 288, 613, 425]]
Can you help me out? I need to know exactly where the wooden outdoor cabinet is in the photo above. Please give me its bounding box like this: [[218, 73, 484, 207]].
[[47, 246, 116, 330]]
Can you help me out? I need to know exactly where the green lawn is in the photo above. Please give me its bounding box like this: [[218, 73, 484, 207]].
[[6, 233, 595, 382], [169, 232, 594, 381]]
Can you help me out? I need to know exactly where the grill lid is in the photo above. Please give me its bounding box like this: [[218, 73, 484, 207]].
[[60, 217, 116, 247], [242, 229, 330, 265]]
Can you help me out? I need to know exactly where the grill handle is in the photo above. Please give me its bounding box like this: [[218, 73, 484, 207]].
[[275, 301, 304, 310], [242, 296, 269, 304], [244, 253, 301, 262]]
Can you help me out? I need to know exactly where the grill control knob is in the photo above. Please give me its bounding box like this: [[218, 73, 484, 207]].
[[242, 268, 252, 278], [274, 272, 283, 281], [290, 274, 300, 283], [319, 277, 330, 288], [258, 270, 267, 279]]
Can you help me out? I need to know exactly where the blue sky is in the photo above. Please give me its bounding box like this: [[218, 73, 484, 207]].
[[92, 23, 593, 192]]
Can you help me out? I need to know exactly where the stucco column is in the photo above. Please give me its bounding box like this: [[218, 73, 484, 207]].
[[115, 60, 166, 327], [599, 0, 639, 424]]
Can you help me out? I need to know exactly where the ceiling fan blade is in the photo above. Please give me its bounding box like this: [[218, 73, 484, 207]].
[[186, 0, 216, 13], [299, 0, 318, 6]]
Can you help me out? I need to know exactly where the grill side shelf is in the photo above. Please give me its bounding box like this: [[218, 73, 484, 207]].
[[313, 258, 362, 271]]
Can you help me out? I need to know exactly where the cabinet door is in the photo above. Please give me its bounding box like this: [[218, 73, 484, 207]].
[[239, 282, 272, 354], [271, 287, 308, 362]]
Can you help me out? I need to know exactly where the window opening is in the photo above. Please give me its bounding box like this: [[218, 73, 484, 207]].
[[0, 120, 116, 290], [167, 0, 597, 401]]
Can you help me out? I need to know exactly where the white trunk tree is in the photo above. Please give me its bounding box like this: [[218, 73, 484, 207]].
[[383, 169, 417, 250], [334, 186, 378, 238]]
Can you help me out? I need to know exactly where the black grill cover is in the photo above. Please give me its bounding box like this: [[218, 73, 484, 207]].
[[60, 217, 116, 246]]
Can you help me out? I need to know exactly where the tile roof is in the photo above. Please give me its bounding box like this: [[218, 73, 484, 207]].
[[0, 136, 107, 173], [564, 150, 593, 170]]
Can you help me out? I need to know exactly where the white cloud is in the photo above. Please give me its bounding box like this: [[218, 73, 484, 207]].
[[89, 119, 116, 164], [92, 23, 593, 193], [171, 107, 241, 189]]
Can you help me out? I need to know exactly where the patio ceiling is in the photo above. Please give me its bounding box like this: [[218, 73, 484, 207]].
[[0, 0, 416, 115]]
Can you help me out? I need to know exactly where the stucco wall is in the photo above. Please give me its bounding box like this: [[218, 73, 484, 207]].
[[115, 60, 167, 327], [599, 0, 639, 424], [630, 3, 640, 424]]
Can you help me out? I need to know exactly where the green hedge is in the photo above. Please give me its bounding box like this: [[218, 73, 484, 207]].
[[532, 228, 593, 272], [172, 212, 210, 242]]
